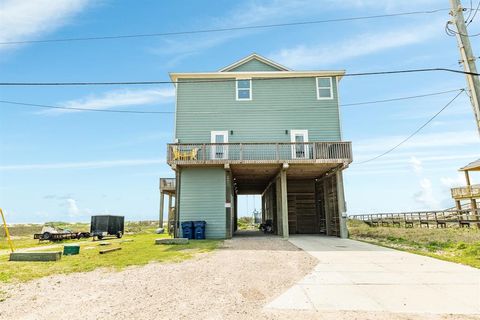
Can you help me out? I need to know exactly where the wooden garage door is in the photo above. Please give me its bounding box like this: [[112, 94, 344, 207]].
[[288, 193, 318, 234]]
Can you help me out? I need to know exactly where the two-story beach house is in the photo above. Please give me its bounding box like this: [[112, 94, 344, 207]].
[[161, 53, 352, 239]]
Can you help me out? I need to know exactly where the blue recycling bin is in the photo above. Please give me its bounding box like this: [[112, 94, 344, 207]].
[[193, 221, 206, 240], [181, 221, 194, 239]]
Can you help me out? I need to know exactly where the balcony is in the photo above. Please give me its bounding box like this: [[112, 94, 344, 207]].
[[160, 178, 176, 193], [451, 184, 480, 200], [167, 141, 352, 166]]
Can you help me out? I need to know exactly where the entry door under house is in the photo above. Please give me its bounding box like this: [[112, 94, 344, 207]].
[[211, 131, 228, 160], [291, 130, 309, 159]]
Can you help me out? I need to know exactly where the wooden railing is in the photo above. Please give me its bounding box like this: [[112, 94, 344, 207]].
[[350, 209, 480, 228], [451, 184, 480, 199], [167, 141, 352, 165], [160, 178, 176, 191]]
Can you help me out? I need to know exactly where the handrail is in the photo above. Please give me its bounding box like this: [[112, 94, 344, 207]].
[[166, 141, 352, 164], [349, 209, 480, 228]]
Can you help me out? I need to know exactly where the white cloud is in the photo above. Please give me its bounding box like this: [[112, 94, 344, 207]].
[[66, 198, 80, 217], [354, 130, 480, 156], [153, 0, 335, 63], [0, 0, 91, 52], [409, 156, 423, 174], [413, 178, 440, 209], [270, 22, 440, 69], [43, 88, 175, 114], [440, 174, 465, 188], [0, 158, 165, 171]]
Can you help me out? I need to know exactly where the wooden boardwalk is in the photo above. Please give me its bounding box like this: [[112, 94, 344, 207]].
[[350, 209, 480, 228]]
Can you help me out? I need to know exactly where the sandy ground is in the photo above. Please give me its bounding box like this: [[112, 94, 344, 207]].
[[0, 234, 477, 320]]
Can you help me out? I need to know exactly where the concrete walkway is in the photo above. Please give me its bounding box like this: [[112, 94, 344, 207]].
[[266, 235, 480, 315]]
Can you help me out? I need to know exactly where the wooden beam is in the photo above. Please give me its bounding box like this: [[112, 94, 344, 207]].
[[159, 192, 165, 228], [280, 169, 289, 238], [10, 251, 62, 261], [465, 170, 472, 186], [99, 247, 122, 254]]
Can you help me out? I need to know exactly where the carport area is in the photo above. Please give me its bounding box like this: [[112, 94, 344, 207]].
[[230, 163, 348, 238], [267, 235, 480, 315]]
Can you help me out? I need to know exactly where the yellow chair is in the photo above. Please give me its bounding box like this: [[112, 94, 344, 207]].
[[172, 146, 199, 160], [172, 146, 182, 160], [190, 148, 199, 160]]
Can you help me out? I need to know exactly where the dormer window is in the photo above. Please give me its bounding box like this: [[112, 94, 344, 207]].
[[236, 79, 252, 101], [316, 77, 333, 100]]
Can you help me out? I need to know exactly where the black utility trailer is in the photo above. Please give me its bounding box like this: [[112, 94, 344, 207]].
[[90, 215, 125, 240], [34, 231, 90, 241]]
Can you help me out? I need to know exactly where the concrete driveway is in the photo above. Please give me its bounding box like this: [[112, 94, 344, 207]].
[[267, 235, 480, 315]]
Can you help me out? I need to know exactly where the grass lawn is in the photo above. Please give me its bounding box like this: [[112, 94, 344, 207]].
[[348, 219, 480, 268], [0, 230, 220, 283]]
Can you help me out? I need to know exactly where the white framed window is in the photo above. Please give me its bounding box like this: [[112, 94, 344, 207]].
[[211, 130, 229, 160], [236, 79, 252, 101], [316, 77, 333, 100]]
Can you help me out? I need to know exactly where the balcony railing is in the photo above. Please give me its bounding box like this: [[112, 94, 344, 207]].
[[451, 184, 480, 199], [167, 141, 352, 165], [160, 178, 176, 191]]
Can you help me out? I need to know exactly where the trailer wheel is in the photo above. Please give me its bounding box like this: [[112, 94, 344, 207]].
[[97, 235, 103, 240], [116, 231, 123, 239], [42, 232, 51, 240]]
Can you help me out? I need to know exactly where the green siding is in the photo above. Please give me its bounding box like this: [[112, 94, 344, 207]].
[[179, 167, 226, 239], [176, 77, 341, 143], [226, 58, 282, 72]]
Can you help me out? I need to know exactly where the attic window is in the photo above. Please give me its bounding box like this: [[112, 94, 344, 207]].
[[316, 77, 333, 100], [236, 79, 252, 101]]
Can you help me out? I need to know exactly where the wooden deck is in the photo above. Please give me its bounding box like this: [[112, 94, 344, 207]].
[[166, 141, 352, 166], [451, 184, 480, 200]]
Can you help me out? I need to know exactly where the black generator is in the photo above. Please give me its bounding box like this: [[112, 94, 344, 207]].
[[90, 215, 125, 240]]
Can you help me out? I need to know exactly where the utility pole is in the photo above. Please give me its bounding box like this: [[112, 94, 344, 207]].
[[449, 0, 480, 135]]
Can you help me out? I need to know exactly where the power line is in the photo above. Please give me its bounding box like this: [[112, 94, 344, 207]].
[[355, 89, 465, 165], [1, 68, 479, 86], [0, 100, 175, 114], [0, 88, 466, 114], [341, 88, 464, 107], [0, 9, 449, 45]]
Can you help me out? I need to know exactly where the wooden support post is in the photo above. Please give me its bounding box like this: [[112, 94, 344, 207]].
[[336, 171, 348, 238], [323, 178, 331, 236], [159, 192, 165, 228], [280, 168, 289, 239], [465, 170, 471, 186], [456, 200, 462, 211], [168, 194, 173, 216]]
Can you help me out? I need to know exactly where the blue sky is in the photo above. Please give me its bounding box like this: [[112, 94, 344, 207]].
[[0, 0, 479, 223]]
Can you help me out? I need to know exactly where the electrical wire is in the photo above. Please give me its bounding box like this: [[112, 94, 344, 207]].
[[1, 68, 479, 86], [341, 88, 463, 107], [0, 8, 449, 45], [0, 88, 467, 114], [467, 0, 480, 25], [354, 89, 465, 165]]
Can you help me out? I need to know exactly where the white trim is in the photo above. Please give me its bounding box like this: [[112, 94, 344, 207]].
[[235, 78, 252, 101], [211, 130, 229, 160], [316, 77, 333, 100], [173, 83, 178, 141], [219, 53, 291, 72], [335, 76, 343, 141], [290, 130, 309, 159], [169, 70, 346, 82]]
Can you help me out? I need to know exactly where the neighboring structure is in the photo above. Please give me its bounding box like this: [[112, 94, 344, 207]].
[[451, 158, 480, 212], [162, 53, 352, 239]]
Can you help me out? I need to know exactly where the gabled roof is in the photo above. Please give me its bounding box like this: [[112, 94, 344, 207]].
[[460, 158, 480, 171], [219, 53, 291, 72]]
